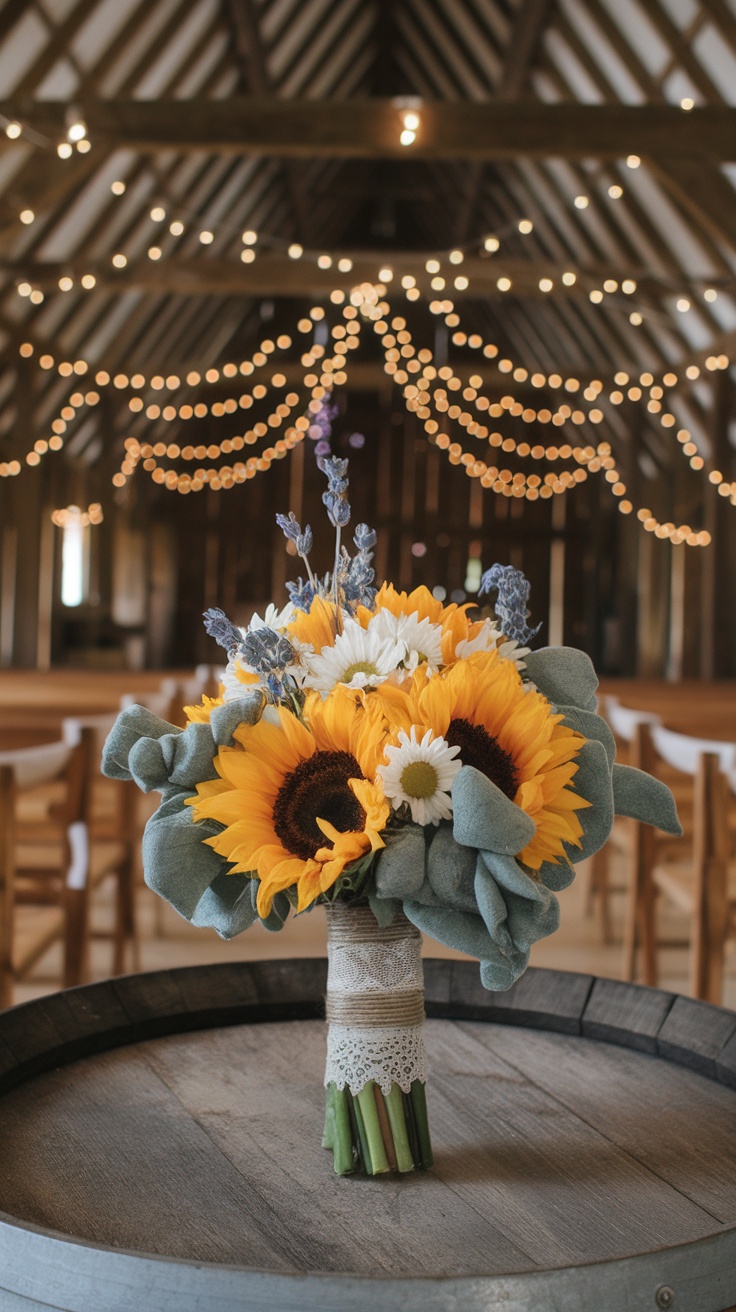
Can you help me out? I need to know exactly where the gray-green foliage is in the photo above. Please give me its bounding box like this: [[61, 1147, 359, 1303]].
[[101, 647, 681, 986]]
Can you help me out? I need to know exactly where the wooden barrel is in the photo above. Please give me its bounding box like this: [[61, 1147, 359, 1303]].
[[1, 960, 736, 1311]]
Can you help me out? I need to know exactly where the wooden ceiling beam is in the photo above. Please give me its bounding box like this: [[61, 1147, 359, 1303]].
[[2, 100, 735, 159], [4, 253, 705, 298]]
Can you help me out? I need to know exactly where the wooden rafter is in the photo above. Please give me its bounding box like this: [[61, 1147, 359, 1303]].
[[5, 253, 712, 298], [2, 100, 735, 159]]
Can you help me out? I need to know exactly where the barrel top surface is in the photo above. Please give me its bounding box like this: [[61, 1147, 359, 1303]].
[[1, 961, 736, 1311]]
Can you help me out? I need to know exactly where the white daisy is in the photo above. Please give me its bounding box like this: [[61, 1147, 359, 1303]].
[[220, 657, 257, 702], [455, 619, 528, 671], [369, 608, 444, 672], [454, 618, 501, 659], [378, 727, 462, 826], [303, 616, 404, 695], [247, 601, 296, 633]]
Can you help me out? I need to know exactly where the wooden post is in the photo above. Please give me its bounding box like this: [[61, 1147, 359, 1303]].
[[700, 372, 731, 679], [621, 722, 658, 985], [10, 361, 44, 668], [690, 753, 729, 1005]]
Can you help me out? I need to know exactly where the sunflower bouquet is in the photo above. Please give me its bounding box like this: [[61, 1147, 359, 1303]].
[[102, 455, 680, 1178]]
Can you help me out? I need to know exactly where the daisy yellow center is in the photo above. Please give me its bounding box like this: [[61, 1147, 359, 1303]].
[[341, 660, 380, 683], [400, 760, 439, 800], [273, 750, 366, 860], [446, 717, 518, 800]]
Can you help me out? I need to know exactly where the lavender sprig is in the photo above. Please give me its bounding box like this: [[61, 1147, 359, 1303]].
[[203, 607, 244, 656], [341, 523, 377, 611], [478, 564, 542, 647], [242, 626, 296, 675], [276, 510, 317, 589]]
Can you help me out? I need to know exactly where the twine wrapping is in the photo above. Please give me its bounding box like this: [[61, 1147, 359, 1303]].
[[324, 904, 427, 1094]]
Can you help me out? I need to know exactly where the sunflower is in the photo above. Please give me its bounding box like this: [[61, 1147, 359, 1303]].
[[184, 692, 225, 724], [187, 696, 390, 916], [287, 595, 339, 651], [403, 649, 588, 869]]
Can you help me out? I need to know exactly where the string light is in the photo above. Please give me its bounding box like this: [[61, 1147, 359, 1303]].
[[13, 279, 728, 545], [51, 503, 103, 527]]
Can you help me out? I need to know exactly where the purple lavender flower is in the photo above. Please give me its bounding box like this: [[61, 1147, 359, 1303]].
[[479, 564, 542, 646], [203, 607, 243, 655]]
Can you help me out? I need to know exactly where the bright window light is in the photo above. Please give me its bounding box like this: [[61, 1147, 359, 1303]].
[[61, 510, 88, 607]]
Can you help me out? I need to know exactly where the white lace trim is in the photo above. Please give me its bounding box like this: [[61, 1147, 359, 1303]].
[[325, 1023, 427, 1095], [324, 910, 427, 1094], [327, 936, 424, 996]]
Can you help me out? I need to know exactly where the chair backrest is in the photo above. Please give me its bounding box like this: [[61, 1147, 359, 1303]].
[[604, 695, 661, 745], [651, 723, 736, 781], [0, 729, 93, 1008]]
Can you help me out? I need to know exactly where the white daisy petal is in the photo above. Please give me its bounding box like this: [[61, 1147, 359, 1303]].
[[377, 726, 462, 826], [248, 601, 296, 633], [303, 616, 404, 696], [369, 609, 444, 673]]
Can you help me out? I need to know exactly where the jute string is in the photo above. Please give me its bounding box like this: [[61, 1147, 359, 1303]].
[[325, 904, 425, 1029]]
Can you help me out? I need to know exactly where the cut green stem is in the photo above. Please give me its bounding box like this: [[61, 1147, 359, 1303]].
[[331, 1084, 356, 1175], [356, 1083, 390, 1174], [384, 1084, 416, 1173], [410, 1080, 433, 1170], [351, 1089, 372, 1175]]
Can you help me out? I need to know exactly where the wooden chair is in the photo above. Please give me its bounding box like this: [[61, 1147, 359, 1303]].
[[0, 727, 92, 1008], [586, 697, 662, 944], [633, 723, 736, 1004], [62, 714, 142, 977]]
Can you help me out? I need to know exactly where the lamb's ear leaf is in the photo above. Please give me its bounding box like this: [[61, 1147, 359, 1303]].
[[427, 824, 478, 913], [375, 825, 426, 899], [523, 647, 598, 710], [210, 694, 264, 746], [368, 894, 401, 928], [452, 765, 536, 855], [476, 852, 560, 953], [565, 738, 615, 862], [128, 723, 219, 793], [102, 705, 181, 782], [191, 872, 258, 938], [612, 763, 682, 835], [557, 705, 615, 768], [142, 792, 225, 920]]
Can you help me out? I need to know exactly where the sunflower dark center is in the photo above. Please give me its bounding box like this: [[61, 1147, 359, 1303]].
[[445, 717, 518, 800], [273, 750, 366, 860]]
